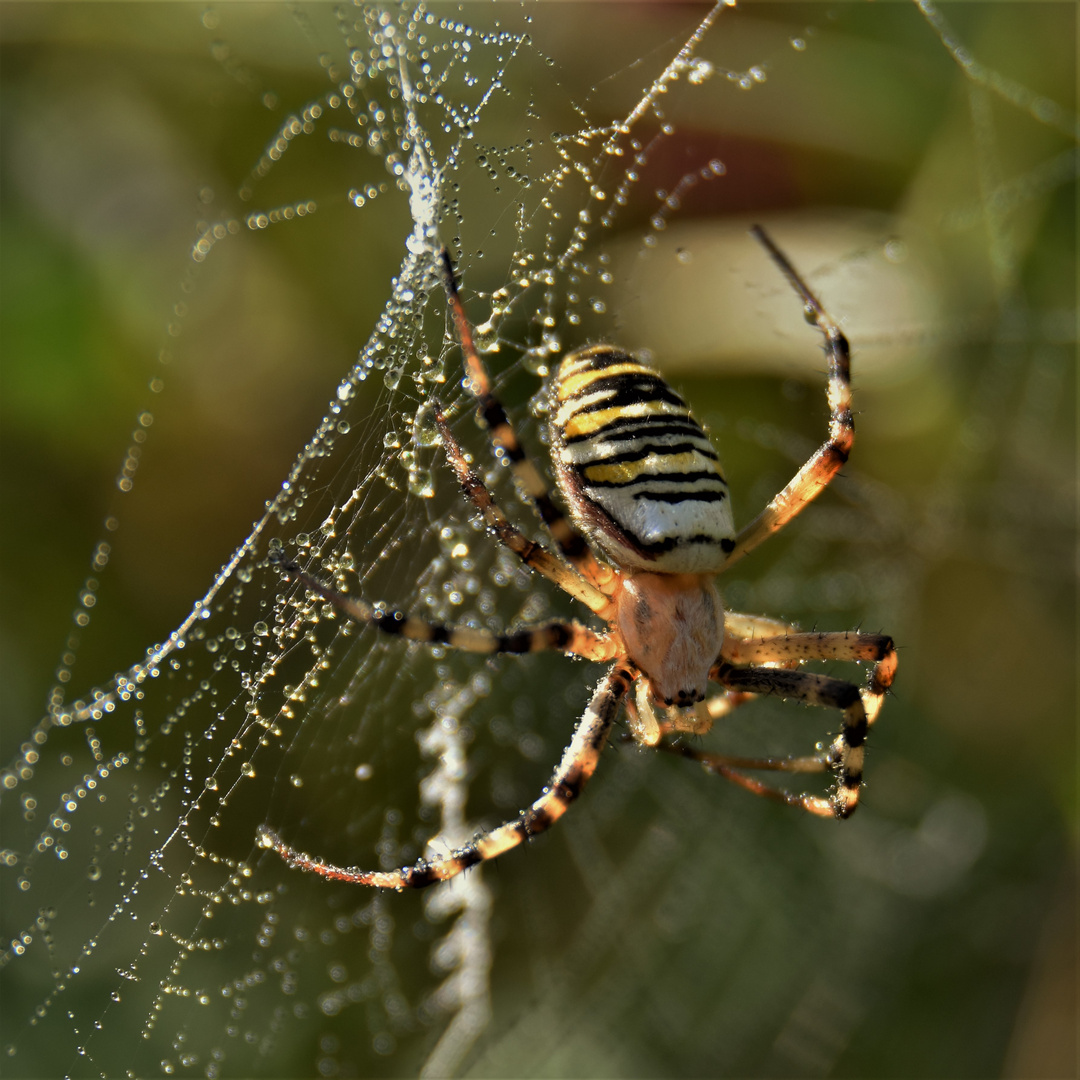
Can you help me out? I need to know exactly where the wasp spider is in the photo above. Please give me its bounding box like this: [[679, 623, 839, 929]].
[[260, 227, 897, 890]]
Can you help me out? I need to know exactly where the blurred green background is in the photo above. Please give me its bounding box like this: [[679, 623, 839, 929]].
[[1, 3, 1075, 1078]]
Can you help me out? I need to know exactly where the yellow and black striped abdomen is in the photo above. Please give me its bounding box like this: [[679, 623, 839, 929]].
[[551, 345, 736, 574]]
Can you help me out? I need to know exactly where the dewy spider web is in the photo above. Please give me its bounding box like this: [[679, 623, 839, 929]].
[[1, 3, 1075, 1078]]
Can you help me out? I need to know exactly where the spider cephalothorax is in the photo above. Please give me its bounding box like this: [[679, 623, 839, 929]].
[[260, 228, 897, 890], [613, 571, 722, 707]]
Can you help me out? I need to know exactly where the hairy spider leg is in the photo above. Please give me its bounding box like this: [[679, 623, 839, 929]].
[[706, 661, 869, 818], [432, 405, 614, 620], [258, 662, 635, 889], [272, 552, 617, 663], [438, 249, 617, 595], [655, 739, 833, 815], [720, 630, 897, 726], [723, 226, 855, 569], [664, 631, 897, 809], [724, 610, 802, 643]]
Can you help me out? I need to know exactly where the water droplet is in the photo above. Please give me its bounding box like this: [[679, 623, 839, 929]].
[[688, 58, 713, 85], [412, 402, 440, 448]]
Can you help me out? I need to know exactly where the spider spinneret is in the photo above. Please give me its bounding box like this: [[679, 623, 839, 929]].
[[259, 226, 898, 891]]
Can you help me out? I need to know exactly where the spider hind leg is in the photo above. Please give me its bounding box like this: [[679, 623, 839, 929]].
[[431, 404, 614, 619], [656, 740, 835, 817], [438, 249, 616, 594], [260, 663, 634, 889], [719, 630, 897, 727], [707, 661, 868, 818]]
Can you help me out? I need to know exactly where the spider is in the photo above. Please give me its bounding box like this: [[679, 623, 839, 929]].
[[259, 225, 897, 890]]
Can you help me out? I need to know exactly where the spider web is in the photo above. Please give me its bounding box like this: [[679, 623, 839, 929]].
[[1, 3, 1075, 1078]]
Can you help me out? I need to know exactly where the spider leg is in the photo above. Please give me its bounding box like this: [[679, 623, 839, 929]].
[[696, 615, 804, 725], [658, 740, 834, 814], [438, 249, 617, 595], [724, 610, 800, 642], [719, 630, 897, 725], [272, 552, 617, 662], [632, 688, 834, 815], [706, 661, 870, 818], [670, 745, 828, 774], [722, 614, 803, 683], [703, 689, 760, 721], [258, 662, 635, 889], [664, 631, 896, 813], [433, 406, 613, 619], [723, 226, 855, 570]]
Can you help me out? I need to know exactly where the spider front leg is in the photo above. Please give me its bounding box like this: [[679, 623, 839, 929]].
[[723, 226, 855, 570], [259, 662, 635, 889]]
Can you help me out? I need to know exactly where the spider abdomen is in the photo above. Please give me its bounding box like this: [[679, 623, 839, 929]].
[[551, 345, 736, 574]]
